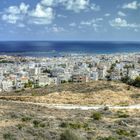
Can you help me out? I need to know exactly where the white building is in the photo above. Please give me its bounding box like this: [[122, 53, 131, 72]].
[[2, 80, 13, 92], [90, 71, 98, 81], [128, 70, 139, 80]]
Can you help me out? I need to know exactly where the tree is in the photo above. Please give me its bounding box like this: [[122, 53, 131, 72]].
[[133, 76, 140, 87]]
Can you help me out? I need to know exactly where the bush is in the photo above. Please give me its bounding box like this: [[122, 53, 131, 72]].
[[16, 124, 25, 130], [91, 112, 102, 120], [117, 111, 129, 118], [33, 120, 40, 128], [98, 136, 117, 140], [131, 93, 140, 98], [21, 116, 32, 122], [3, 132, 16, 140], [60, 122, 89, 130], [129, 130, 137, 137], [32, 120, 45, 128], [116, 129, 130, 136], [60, 122, 69, 128], [116, 129, 137, 137], [60, 129, 83, 140], [40, 123, 46, 128]]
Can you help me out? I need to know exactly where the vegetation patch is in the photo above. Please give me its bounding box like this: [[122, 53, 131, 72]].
[[60, 122, 89, 130], [3, 132, 16, 140], [116, 111, 129, 118], [32, 120, 46, 128], [60, 129, 84, 140], [21, 116, 32, 122], [97, 136, 117, 140], [91, 111, 102, 120], [116, 129, 137, 137]]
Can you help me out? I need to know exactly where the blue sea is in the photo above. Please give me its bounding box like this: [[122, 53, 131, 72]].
[[0, 41, 140, 57]]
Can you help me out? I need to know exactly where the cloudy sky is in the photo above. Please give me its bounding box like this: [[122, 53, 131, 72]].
[[0, 0, 140, 41]]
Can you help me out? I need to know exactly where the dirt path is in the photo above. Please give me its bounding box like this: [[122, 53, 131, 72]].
[[1, 99, 140, 110]]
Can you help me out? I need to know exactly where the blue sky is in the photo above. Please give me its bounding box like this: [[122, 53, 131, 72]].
[[0, 0, 140, 41]]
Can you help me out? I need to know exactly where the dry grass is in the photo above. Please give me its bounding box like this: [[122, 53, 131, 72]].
[[0, 81, 140, 106], [0, 100, 139, 140]]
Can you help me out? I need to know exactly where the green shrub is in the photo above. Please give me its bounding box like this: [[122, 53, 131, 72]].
[[32, 120, 45, 128], [60, 122, 69, 128], [33, 120, 40, 128], [21, 116, 32, 122], [60, 129, 83, 140], [91, 112, 102, 120], [116, 129, 129, 136], [116, 111, 129, 118], [131, 93, 140, 98], [16, 124, 25, 130], [69, 122, 83, 129], [98, 136, 117, 140], [40, 123, 46, 128], [3, 132, 16, 140], [116, 129, 137, 137], [129, 130, 137, 137], [60, 122, 89, 130]]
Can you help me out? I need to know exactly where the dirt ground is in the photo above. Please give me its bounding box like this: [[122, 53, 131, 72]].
[[0, 100, 140, 140], [0, 81, 140, 106]]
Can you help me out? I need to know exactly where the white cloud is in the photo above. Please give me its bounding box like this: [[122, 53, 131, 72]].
[[65, 0, 89, 12], [1, 2, 29, 24], [45, 25, 65, 33], [1, 0, 100, 26], [29, 4, 54, 25], [17, 23, 25, 28], [2, 14, 22, 24], [81, 21, 91, 26], [104, 13, 110, 17], [19, 2, 30, 14], [52, 26, 65, 32], [90, 3, 100, 11], [118, 11, 126, 17], [110, 18, 139, 28], [69, 22, 77, 27], [2, 2, 54, 25], [6, 6, 20, 14], [80, 18, 103, 31], [122, 1, 140, 10], [57, 14, 67, 18], [41, 0, 99, 12], [41, 0, 54, 6], [134, 28, 138, 32]]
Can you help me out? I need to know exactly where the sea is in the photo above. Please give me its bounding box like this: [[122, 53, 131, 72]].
[[0, 41, 140, 57]]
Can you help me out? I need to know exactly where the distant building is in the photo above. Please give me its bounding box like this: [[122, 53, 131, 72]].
[[2, 79, 13, 92], [72, 74, 89, 83], [98, 66, 107, 80], [90, 71, 98, 81]]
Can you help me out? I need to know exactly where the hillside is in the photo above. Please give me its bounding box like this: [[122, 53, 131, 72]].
[[0, 81, 140, 106], [0, 81, 140, 140]]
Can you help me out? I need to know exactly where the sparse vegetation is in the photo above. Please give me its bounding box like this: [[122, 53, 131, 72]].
[[60, 122, 89, 130], [97, 136, 117, 140], [0, 81, 139, 140], [91, 112, 102, 120], [3, 132, 16, 140], [21, 116, 32, 122], [60, 129, 84, 140], [116, 111, 129, 118], [116, 129, 137, 137]]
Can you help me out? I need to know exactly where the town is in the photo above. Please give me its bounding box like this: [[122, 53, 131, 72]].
[[0, 53, 140, 92]]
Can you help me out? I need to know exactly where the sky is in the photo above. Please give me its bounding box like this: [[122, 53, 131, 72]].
[[0, 0, 140, 41]]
